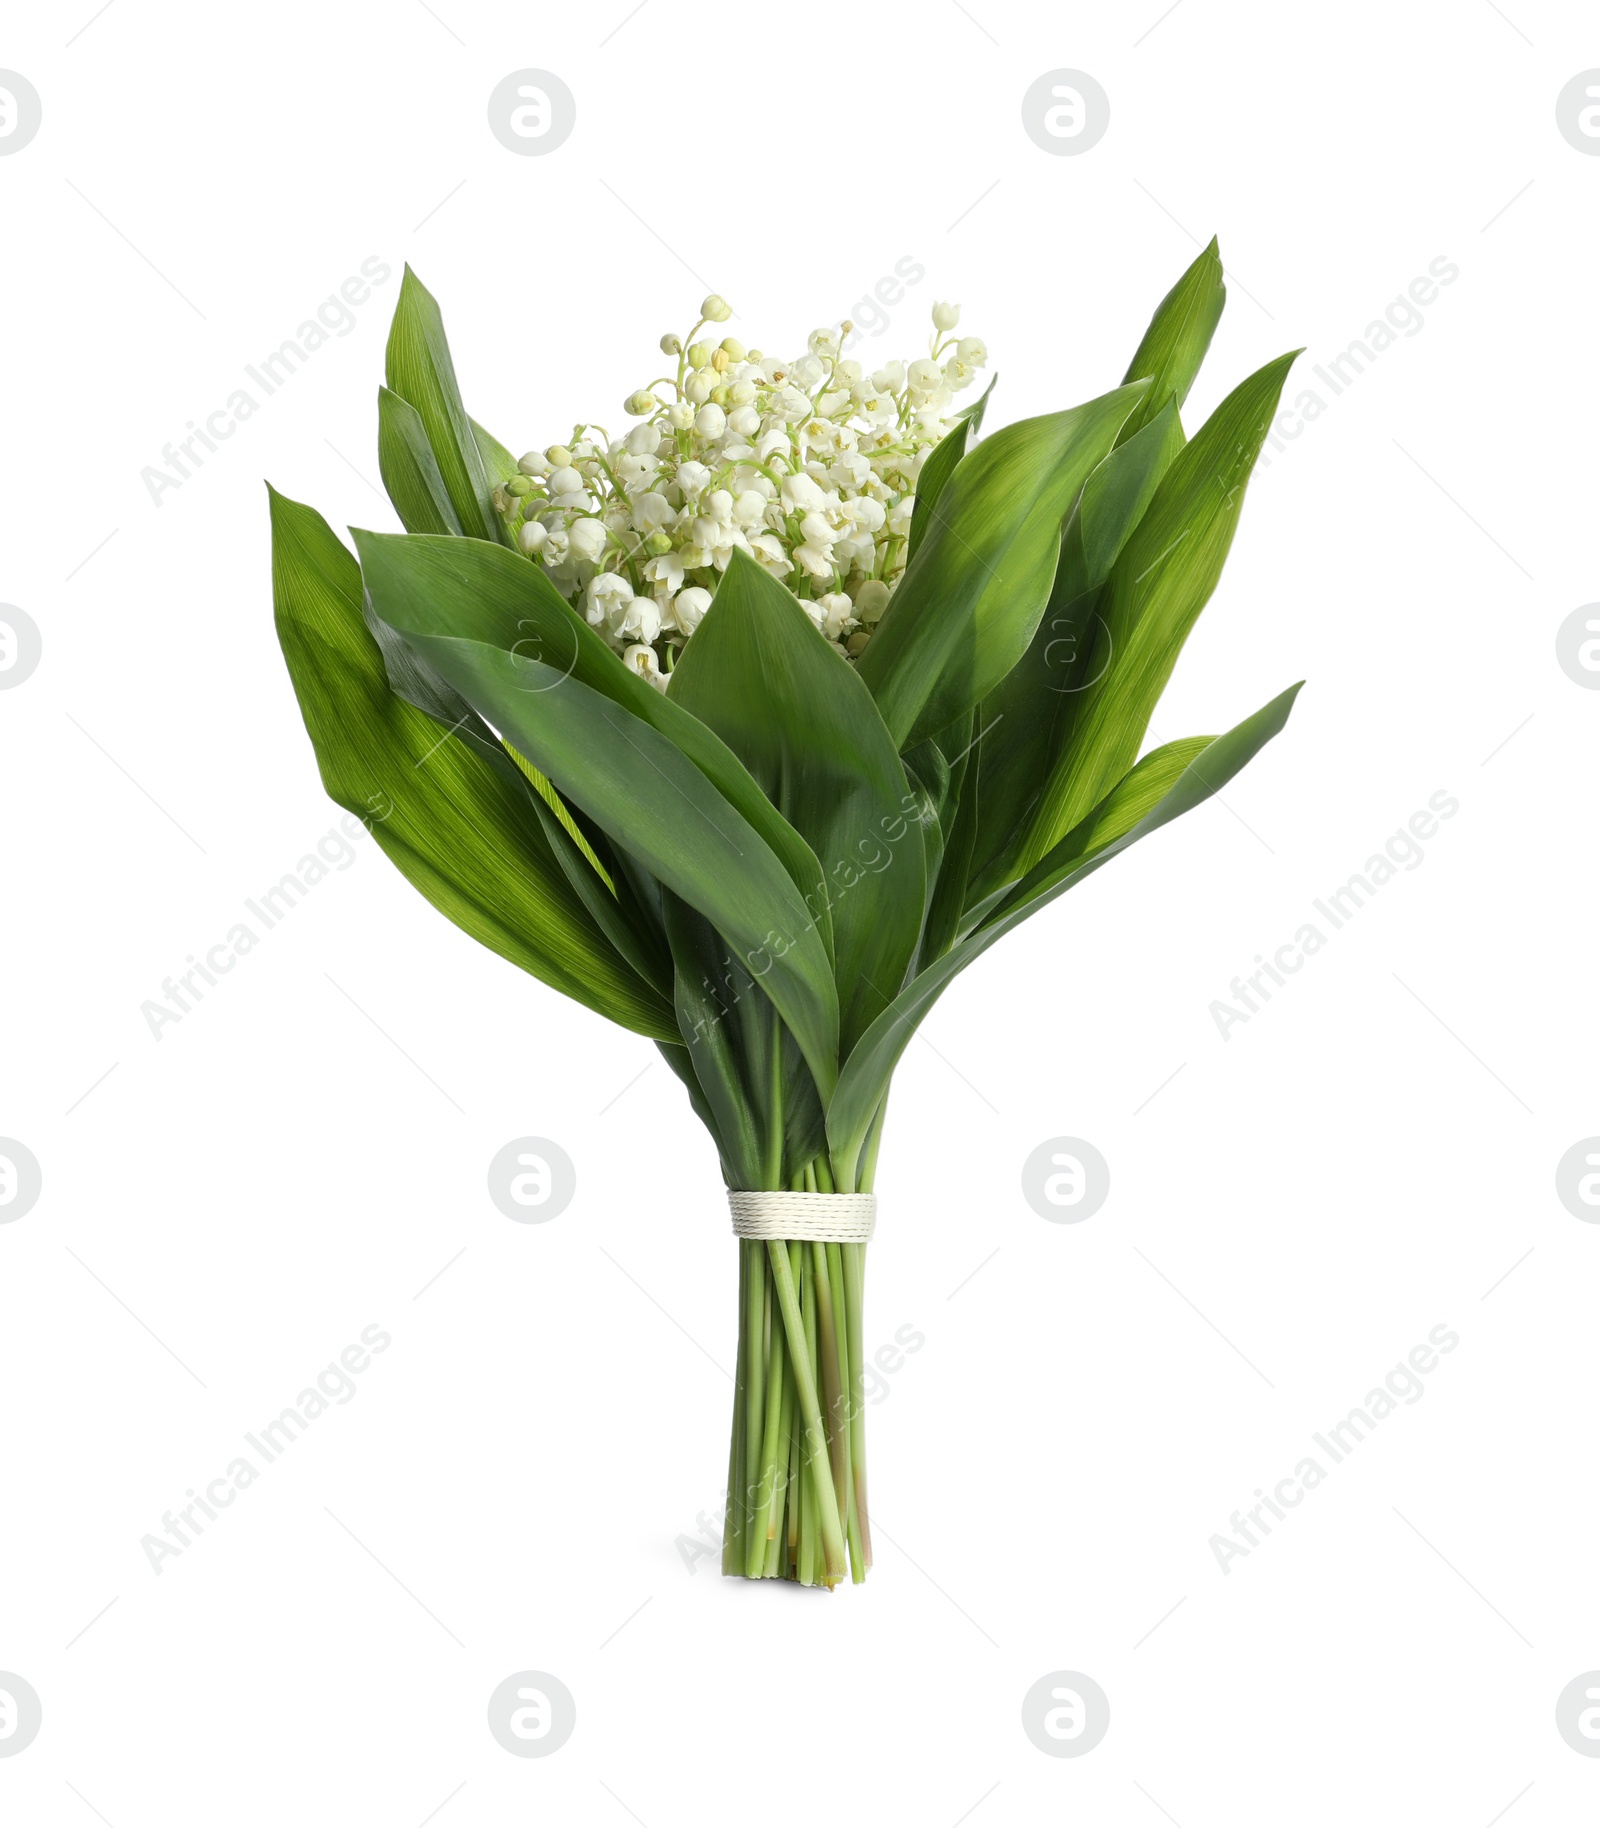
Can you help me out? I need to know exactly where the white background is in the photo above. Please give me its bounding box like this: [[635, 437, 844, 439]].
[[2, 1, 1597, 1821]]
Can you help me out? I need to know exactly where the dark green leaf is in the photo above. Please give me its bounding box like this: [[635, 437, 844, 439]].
[[352, 532, 834, 958], [355, 532, 842, 1098], [667, 551, 925, 1055], [1118, 237, 1226, 439], [827, 684, 1301, 1180], [906, 372, 997, 563], [1017, 351, 1299, 866], [965, 399, 1186, 900], [268, 486, 679, 1041]]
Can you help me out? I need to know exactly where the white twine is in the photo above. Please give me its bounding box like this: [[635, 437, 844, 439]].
[[727, 1190, 877, 1243]]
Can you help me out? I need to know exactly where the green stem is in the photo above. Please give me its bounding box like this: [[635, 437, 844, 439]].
[[766, 1238, 848, 1583]]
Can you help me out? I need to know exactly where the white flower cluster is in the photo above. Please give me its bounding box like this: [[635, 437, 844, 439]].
[[493, 294, 989, 688]]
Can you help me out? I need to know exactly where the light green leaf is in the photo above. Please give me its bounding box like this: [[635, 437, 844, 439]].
[[854, 379, 1149, 749], [376, 386, 462, 537], [383, 267, 500, 544]]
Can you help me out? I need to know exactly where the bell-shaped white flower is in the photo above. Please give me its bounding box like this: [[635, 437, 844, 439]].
[[645, 549, 686, 594], [569, 517, 608, 563], [586, 570, 633, 629], [854, 579, 892, 624], [932, 301, 960, 332], [622, 643, 665, 689], [814, 591, 856, 640], [781, 471, 828, 515], [670, 586, 713, 634]]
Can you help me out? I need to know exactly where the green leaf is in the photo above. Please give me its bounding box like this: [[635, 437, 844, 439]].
[[1017, 350, 1299, 867], [354, 532, 842, 1099], [383, 267, 500, 544], [470, 418, 520, 488], [376, 386, 462, 536], [667, 550, 926, 1056], [1118, 237, 1226, 439], [906, 372, 997, 563], [826, 683, 1302, 1181], [268, 486, 679, 1042], [352, 531, 833, 957], [965, 399, 1186, 901], [854, 379, 1149, 750]]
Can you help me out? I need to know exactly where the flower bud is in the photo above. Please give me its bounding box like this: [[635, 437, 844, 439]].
[[518, 521, 548, 555], [506, 473, 538, 497], [932, 300, 960, 331], [687, 341, 714, 370], [545, 444, 573, 470], [625, 390, 656, 416], [694, 404, 727, 439], [666, 401, 695, 430], [700, 294, 732, 322], [846, 630, 870, 656], [727, 379, 756, 406], [711, 348, 729, 373], [659, 332, 682, 355], [854, 579, 891, 624], [517, 450, 551, 476], [648, 529, 673, 554], [709, 384, 729, 406], [719, 336, 746, 361], [548, 466, 585, 495], [684, 371, 714, 405]]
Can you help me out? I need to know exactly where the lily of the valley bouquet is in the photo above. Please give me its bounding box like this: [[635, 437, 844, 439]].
[[272, 240, 1301, 1590]]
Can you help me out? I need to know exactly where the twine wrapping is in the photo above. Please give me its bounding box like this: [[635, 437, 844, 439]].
[[727, 1190, 877, 1243]]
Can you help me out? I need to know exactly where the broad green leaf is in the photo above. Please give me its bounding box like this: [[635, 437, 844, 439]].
[[471, 418, 520, 487], [268, 486, 678, 1042], [826, 683, 1302, 1181], [667, 550, 926, 1056], [1018, 351, 1299, 867], [377, 386, 462, 536], [1118, 238, 1226, 440], [855, 379, 1149, 749], [966, 400, 1186, 900], [355, 533, 842, 1098], [352, 532, 833, 957], [907, 373, 997, 562], [383, 267, 500, 544]]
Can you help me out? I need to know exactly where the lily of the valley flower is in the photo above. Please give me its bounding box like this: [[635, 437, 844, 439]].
[[496, 297, 989, 686]]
